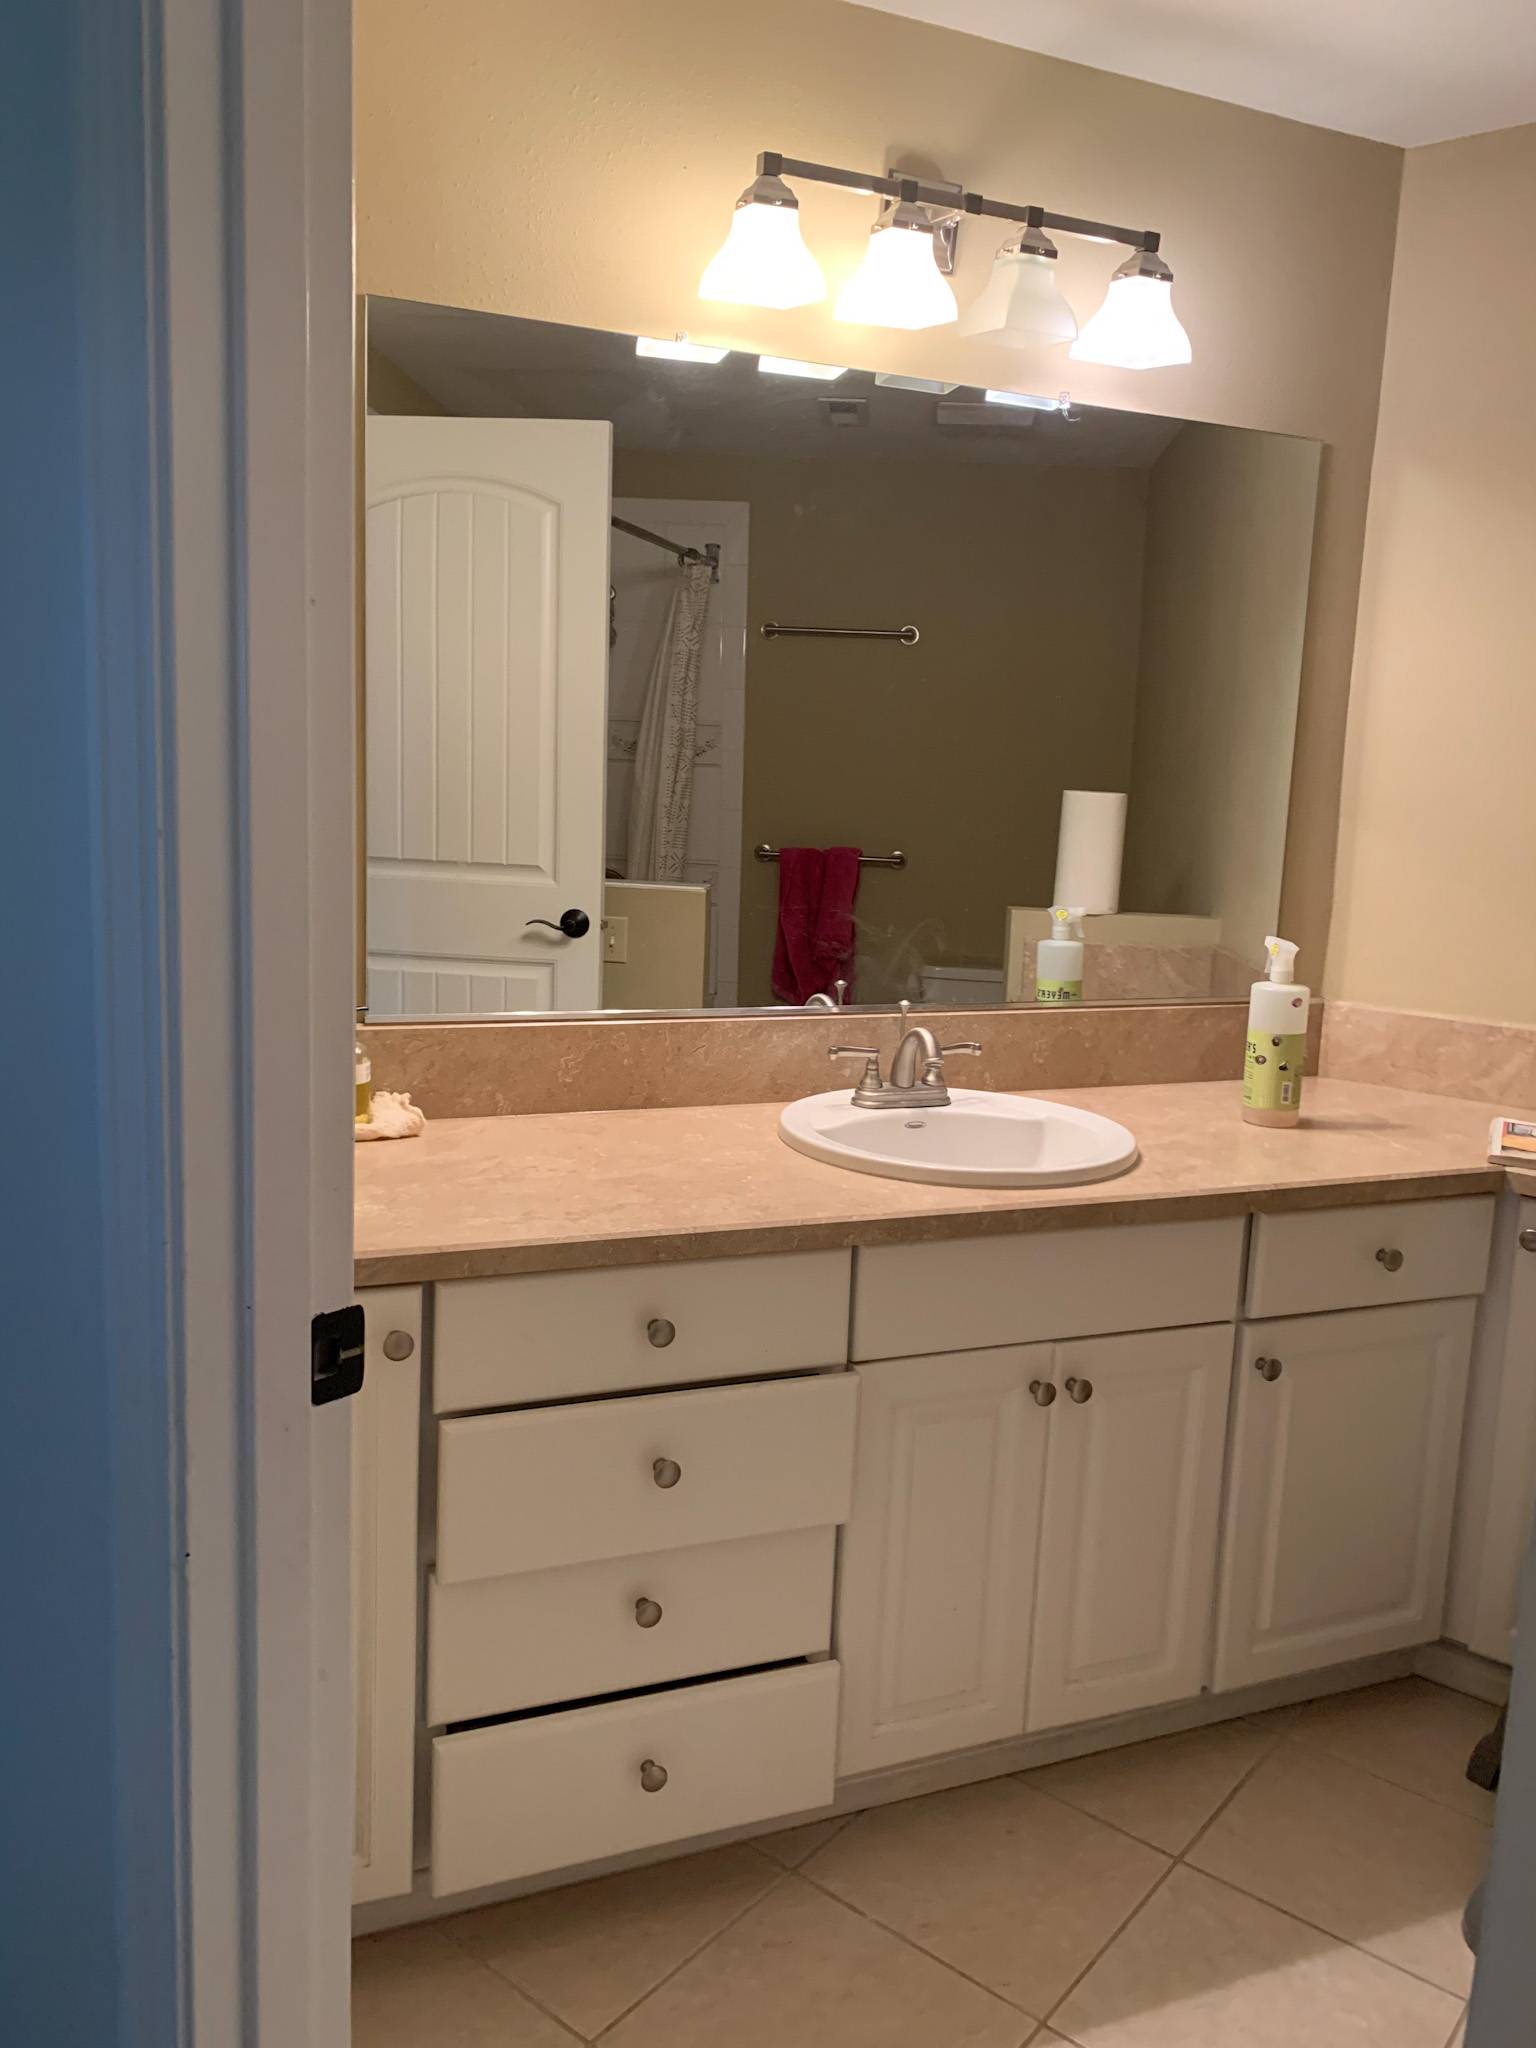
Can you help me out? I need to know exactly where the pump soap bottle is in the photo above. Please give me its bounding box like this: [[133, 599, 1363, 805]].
[[1242, 936, 1309, 1126], [1035, 907, 1086, 1004]]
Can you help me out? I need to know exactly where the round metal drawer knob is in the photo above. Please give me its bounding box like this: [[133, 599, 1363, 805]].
[[1065, 1376, 1094, 1404], [1519, 1228, 1536, 1255], [652, 1457, 683, 1490], [1028, 1380, 1057, 1408], [647, 1317, 677, 1348], [1375, 1246, 1405, 1273], [1254, 1356, 1284, 1381], [634, 1597, 663, 1629], [639, 1758, 668, 1793], [381, 1330, 415, 1361]]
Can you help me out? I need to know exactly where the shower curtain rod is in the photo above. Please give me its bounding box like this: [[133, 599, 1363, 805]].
[[611, 516, 720, 581]]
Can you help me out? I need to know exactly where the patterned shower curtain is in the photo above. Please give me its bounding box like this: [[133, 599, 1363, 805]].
[[625, 557, 714, 882]]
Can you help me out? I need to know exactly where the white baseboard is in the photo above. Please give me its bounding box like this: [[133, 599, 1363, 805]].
[[1413, 1638, 1511, 1704]]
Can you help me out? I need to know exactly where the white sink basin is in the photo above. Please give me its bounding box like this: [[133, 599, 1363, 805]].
[[778, 1087, 1139, 1189]]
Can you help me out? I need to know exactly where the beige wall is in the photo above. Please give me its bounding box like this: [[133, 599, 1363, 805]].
[[613, 447, 1149, 1003], [1122, 423, 1321, 978], [1328, 123, 1536, 1027], [356, 0, 1403, 980]]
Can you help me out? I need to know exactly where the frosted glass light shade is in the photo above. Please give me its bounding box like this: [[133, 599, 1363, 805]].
[[699, 194, 826, 310], [1070, 271, 1192, 369], [958, 249, 1078, 346], [835, 219, 958, 330]]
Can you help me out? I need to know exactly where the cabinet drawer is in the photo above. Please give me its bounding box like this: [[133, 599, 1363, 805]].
[[428, 1526, 836, 1724], [435, 1371, 858, 1583], [430, 1661, 839, 1894], [851, 1218, 1244, 1361], [433, 1250, 852, 1412], [1245, 1197, 1494, 1319]]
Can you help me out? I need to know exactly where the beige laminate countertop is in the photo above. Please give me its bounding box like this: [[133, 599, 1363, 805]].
[[353, 1077, 1529, 1285]]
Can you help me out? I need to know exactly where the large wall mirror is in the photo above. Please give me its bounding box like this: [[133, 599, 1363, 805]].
[[362, 297, 1320, 1018]]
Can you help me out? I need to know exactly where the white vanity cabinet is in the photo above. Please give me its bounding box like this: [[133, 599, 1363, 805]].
[[1028, 1324, 1232, 1731], [835, 1346, 1050, 1775], [1214, 1298, 1478, 1691], [424, 1248, 856, 1897], [351, 1285, 423, 1907], [836, 1321, 1235, 1774]]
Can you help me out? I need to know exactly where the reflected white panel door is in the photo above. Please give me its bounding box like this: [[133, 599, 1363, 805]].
[[1028, 1325, 1232, 1732], [365, 418, 611, 1013]]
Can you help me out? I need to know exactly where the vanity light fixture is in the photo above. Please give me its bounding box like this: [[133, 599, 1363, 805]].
[[1070, 247, 1192, 370], [634, 334, 730, 363], [834, 187, 959, 330], [983, 388, 1072, 413], [957, 224, 1079, 347], [698, 172, 827, 310], [757, 354, 848, 379], [700, 152, 1191, 367], [875, 371, 960, 393]]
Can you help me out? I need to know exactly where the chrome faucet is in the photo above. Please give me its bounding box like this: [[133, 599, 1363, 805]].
[[804, 978, 849, 1010], [829, 1024, 982, 1109]]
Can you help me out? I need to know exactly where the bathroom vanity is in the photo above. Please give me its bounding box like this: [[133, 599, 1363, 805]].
[[350, 1079, 1536, 1918]]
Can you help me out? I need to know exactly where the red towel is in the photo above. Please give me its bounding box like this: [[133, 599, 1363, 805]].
[[771, 846, 861, 1003]]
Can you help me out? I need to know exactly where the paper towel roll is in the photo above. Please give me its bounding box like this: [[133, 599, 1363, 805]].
[[1053, 790, 1127, 914]]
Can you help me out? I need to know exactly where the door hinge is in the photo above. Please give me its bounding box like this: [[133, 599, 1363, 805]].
[[311, 1303, 366, 1406]]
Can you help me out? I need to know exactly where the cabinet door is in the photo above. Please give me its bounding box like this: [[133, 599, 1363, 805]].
[[836, 1347, 1049, 1776], [352, 1285, 423, 1905], [1214, 1299, 1475, 1691], [1028, 1325, 1233, 1731]]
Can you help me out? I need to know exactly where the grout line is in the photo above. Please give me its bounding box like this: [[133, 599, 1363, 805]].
[[588, 1863, 796, 2042], [1442, 2001, 1468, 2048], [790, 1857, 1044, 2031], [408, 1930, 588, 2044], [1040, 1860, 1182, 2034], [1170, 1858, 1476, 2005], [1036, 1721, 1277, 2034], [1275, 1720, 1498, 1829], [1175, 1717, 1282, 1865]]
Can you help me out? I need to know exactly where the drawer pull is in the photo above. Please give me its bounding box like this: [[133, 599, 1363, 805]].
[[639, 1758, 669, 1793], [647, 1317, 677, 1348], [634, 1596, 663, 1629], [1064, 1376, 1093, 1404], [382, 1329, 416, 1361], [1375, 1246, 1405, 1273], [1522, 1228, 1536, 1255], [652, 1456, 683, 1490], [1028, 1379, 1057, 1408], [1254, 1356, 1284, 1382]]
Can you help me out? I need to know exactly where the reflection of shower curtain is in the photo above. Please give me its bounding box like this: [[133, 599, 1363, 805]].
[[625, 558, 713, 882]]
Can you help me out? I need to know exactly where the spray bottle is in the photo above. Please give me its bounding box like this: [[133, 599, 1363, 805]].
[[1242, 936, 1309, 1126], [1035, 906, 1086, 1005]]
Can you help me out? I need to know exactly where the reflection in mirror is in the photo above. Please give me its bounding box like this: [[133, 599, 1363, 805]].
[[362, 298, 1320, 1019]]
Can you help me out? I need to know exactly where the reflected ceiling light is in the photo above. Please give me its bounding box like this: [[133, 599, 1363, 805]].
[[1070, 249, 1192, 370], [634, 334, 730, 364], [834, 199, 958, 331], [957, 225, 1079, 347], [698, 174, 827, 310], [757, 355, 848, 380], [875, 372, 960, 394], [983, 388, 1070, 412]]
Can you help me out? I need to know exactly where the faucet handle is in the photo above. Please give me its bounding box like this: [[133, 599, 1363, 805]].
[[939, 1041, 982, 1056], [830, 1046, 885, 1100]]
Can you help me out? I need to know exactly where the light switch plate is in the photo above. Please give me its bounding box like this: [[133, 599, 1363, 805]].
[[602, 915, 629, 963]]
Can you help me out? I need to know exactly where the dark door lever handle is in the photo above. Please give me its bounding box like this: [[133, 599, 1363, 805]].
[[525, 908, 591, 938]]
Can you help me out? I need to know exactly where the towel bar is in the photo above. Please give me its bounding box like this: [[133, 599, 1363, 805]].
[[755, 844, 907, 868], [760, 622, 919, 644]]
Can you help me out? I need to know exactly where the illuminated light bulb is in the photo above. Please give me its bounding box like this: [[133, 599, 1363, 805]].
[[699, 175, 826, 310], [1069, 249, 1192, 370], [635, 335, 729, 363], [757, 355, 847, 380], [834, 202, 958, 331]]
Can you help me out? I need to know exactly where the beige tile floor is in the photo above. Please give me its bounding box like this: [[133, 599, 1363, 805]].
[[353, 1677, 1493, 2047]]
